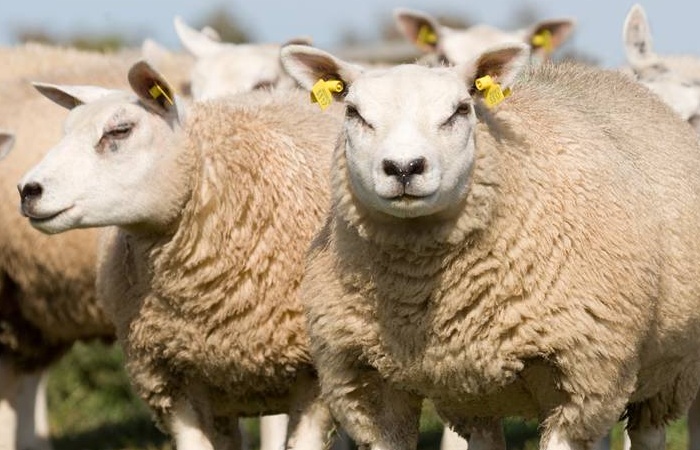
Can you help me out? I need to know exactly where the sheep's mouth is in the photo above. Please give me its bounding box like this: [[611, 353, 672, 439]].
[[23, 206, 72, 223]]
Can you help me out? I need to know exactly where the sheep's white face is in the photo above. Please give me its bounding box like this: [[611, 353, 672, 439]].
[[190, 45, 295, 100], [19, 92, 181, 234], [633, 62, 700, 124], [440, 26, 524, 65], [344, 65, 476, 219]]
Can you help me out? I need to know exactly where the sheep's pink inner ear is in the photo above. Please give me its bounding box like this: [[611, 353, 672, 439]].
[[128, 60, 176, 115], [395, 10, 440, 52]]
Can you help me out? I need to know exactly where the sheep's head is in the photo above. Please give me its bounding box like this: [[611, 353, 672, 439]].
[[19, 61, 186, 234], [623, 4, 700, 130], [393, 7, 574, 65], [281, 43, 528, 220], [174, 16, 306, 100]]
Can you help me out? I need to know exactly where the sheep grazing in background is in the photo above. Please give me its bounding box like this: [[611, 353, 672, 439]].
[[394, 7, 575, 66], [622, 4, 700, 133], [17, 60, 344, 450], [281, 42, 700, 450], [174, 16, 309, 100]]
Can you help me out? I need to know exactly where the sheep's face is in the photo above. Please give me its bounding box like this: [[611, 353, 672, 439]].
[[19, 61, 184, 234], [190, 45, 295, 100], [19, 93, 181, 234], [343, 65, 477, 219], [439, 26, 525, 65]]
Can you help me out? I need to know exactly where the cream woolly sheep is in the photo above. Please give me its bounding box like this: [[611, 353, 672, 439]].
[[18, 60, 344, 450], [280, 43, 700, 450], [0, 42, 197, 450], [394, 7, 575, 66], [174, 16, 308, 100], [622, 4, 700, 133]]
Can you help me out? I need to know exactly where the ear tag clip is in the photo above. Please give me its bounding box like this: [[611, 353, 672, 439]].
[[417, 24, 438, 46], [531, 29, 554, 53], [475, 75, 511, 108], [148, 83, 174, 106], [310, 79, 344, 111]]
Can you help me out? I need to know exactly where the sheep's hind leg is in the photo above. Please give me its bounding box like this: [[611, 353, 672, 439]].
[[627, 426, 665, 450]]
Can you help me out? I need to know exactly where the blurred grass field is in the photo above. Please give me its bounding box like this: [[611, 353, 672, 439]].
[[47, 341, 689, 450]]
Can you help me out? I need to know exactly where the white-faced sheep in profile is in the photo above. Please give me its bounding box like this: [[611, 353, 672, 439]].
[[280, 42, 700, 450], [17, 60, 344, 450]]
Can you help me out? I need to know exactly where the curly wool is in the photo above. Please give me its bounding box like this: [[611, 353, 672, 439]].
[[302, 61, 700, 445], [96, 89, 342, 425]]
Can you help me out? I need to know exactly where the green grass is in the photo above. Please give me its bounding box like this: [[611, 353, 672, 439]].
[[47, 341, 689, 450]]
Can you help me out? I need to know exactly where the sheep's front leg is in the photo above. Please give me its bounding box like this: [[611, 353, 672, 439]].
[[14, 369, 52, 450], [322, 364, 422, 450], [170, 397, 216, 450], [627, 426, 665, 450], [285, 370, 334, 450]]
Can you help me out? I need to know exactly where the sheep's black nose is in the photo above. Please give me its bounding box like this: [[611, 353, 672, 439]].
[[19, 182, 43, 203], [382, 157, 426, 185]]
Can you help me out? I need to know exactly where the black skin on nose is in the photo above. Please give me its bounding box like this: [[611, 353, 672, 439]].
[[382, 157, 426, 185], [20, 182, 43, 202]]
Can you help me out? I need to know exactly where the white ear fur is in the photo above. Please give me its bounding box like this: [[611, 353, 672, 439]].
[[0, 131, 15, 160], [32, 82, 119, 110], [174, 16, 224, 57], [623, 4, 657, 66]]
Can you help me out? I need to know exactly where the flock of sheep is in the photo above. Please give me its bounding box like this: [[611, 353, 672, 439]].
[[2, 3, 700, 450]]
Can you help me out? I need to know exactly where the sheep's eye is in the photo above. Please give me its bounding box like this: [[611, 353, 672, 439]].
[[346, 105, 373, 129], [104, 122, 134, 140], [442, 102, 472, 127], [253, 80, 275, 90]]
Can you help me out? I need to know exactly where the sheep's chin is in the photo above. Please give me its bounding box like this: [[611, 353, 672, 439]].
[[28, 207, 78, 234]]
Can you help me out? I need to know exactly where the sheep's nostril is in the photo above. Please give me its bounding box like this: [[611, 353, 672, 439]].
[[20, 182, 43, 202], [407, 157, 426, 176], [382, 159, 401, 177]]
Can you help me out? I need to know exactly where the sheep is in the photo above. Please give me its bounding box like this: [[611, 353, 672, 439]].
[[622, 4, 700, 133], [174, 16, 308, 100], [0, 41, 200, 450], [17, 59, 345, 450], [280, 42, 700, 450], [394, 7, 575, 66]]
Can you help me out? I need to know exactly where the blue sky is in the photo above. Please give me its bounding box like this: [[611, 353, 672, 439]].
[[0, 1, 697, 68]]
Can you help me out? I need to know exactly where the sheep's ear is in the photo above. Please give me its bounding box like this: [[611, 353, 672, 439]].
[[280, 45, 363, 96], [200, 25, 221, 42], [141, 38, 173, 65], [174, 16, 224, 57], [460, 43, 530, 100], [524, 18, 576, 59], [0, 131, 15, 160], [32, 82, 117, 110], [623, 4, 657, 66], [128, 60, 180, 119], [393, 8, 442, 53], [283, 36, 313, 47]]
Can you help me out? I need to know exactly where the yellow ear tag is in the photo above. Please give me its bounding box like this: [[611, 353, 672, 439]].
[[417, 24, 438, 46], [531, 29, 554, 53], [148, 83, 174, 106], [310, 79, 344, 111], [475, 75, 511, 108]]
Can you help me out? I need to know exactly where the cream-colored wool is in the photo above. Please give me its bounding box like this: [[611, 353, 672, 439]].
[[301, 60, 700, 449], [0, 43, 193, 449], [93, 89, 343, 441]]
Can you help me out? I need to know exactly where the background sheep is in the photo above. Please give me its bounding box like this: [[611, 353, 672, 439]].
[[622, 4, 700, 133], [17, 60, 345, 450], [281, 42, 700, 450], [393, 7, 575, 66], [174, 16, 309, 100]]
